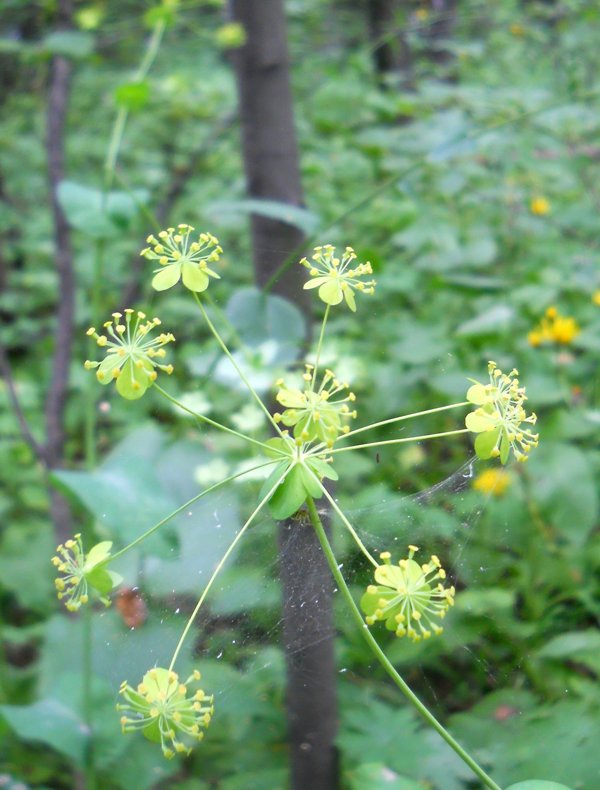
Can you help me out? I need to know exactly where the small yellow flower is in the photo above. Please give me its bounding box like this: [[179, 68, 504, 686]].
[[592, 291, 600, 306], [466, 362, 539, 464], [530, 196, 550, 216], [472, 468, 511, 497], [361, 547, 455, 642], [528, 306, 580, 347], [415, 8, 429, 21], [509, 23, 525, 36], [52, 535, 121, 611], [273, 364, 357, 446], [141, 225, 222, 293], [84, 311, 175, 400], [215, 22, 246, 49], [300, 245, 375, 312], [117, 667, 214, 759]]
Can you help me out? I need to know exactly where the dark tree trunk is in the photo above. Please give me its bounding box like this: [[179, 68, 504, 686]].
[[366, 0, 413, 85], [45, 0, 75, 541], [229, 2, 338, 788]]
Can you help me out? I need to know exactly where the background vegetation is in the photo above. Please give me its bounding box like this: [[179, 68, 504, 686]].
[[1, 0, 600, 788]]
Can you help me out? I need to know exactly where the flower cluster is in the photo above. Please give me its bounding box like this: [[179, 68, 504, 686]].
[[472, 468, 511, 497], [300, 245, 375, 311], [141, 225, 222, 292], [117, 667, 214, 759], [52, 535, 121, 612], [84, 310, 174, 400], [274, 364, 357, 446], [465, 361, 539, 464], [361, 547, 455, 642], [528, 306, 580, 347], [530, 196, 550, 216]]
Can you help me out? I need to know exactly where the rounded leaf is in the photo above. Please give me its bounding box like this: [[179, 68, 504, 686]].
[[181, 262, 209, 292], [152, 264, 181, 291]]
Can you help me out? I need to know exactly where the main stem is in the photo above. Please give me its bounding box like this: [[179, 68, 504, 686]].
[[310, 304, 330, 392], [305, 496, 503, 790]]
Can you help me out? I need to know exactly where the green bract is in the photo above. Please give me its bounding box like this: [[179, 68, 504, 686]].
[[141, 224, 222, 292], [274, 364, 357, 446], [361, 547, 455, 642], [117, 667, 214, 759], [465, 361, 539, 464], [260, 436, 338, 520], [51, 534, 122, 611], [300, 244, 376, 311], [84, 310, 175, 400]]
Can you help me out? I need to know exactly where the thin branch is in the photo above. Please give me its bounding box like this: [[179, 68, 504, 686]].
[[118, 112, 236, 309], [45, 0, 75, 468], [0, 341, 46, 461]]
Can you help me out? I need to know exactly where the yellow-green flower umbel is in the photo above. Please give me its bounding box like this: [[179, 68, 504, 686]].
[[141, 224, 222, 292], [52, 535, 121, 612], [84, 310, 174, 400], [300, 244, 376, 311], [117, 667, 214, 759], [274, 364, 357, 446], [465, 361, 539, 464], [361, 547, 455, 642]]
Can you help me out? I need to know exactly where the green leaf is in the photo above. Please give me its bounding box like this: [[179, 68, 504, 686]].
[[0, 521, 55, 611], [207, 199, 320, 234], [57, 181, 148, 239], [0, 699, 87, 764], [536, 630, 600, 676], [455, 304, 515, 336], [527, 443, 598, 544], [42, 31, 94, 59], [506, 783, 574, 790], [114, 81, 150, 112], [346, 764, 423, 790], [225, 287, 306, 356]]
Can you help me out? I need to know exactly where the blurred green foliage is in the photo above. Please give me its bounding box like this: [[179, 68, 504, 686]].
[[1, 0, 600, 787]]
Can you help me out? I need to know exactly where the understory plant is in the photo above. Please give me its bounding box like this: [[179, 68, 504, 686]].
[[52, 227, 547, 789]]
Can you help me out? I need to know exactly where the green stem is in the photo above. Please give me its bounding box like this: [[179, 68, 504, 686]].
[[153, 383, 285, 456], [327, 428, 470, 455], [192, 293, 284, 437], [168, 467, 289, 671], [305, 496, 503, 790], [82, 604, 96, 790], [310, 304, 330, 392], [110, 460, 279, 562], [301, 462, 377, 567], [340, 402, 469, 441]]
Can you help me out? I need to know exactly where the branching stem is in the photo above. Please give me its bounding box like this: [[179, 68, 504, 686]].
[[168, 466, 289, 671], [110, 459, 278, 562]]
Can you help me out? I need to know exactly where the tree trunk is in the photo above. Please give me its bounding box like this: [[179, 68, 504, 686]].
[[366, 0, 413, 86], [229, 2, 338, 788]]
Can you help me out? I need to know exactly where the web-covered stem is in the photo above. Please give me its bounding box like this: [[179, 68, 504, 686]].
[[168, 466, 290, 672], [153, 384, 285, 456], [310, 304, 330, 392], [302, 463, 378, 567], [305, 496, 503, 790], [338, 401, 469, 441], [327, 428, 470, 455], [110, 460, 280, 562]]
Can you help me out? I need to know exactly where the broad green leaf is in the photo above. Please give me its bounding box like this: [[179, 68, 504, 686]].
[[207, 199, 320, 234], [527, 443, 598, 543], [57, 181, 148, 238], [506, 783, 574, 790], [345, 763, 423, 790], [456, 304, 515, 336], [226, 287, 306, 354], [42, 31, 94, 58], [0, 699, 87, 764]]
